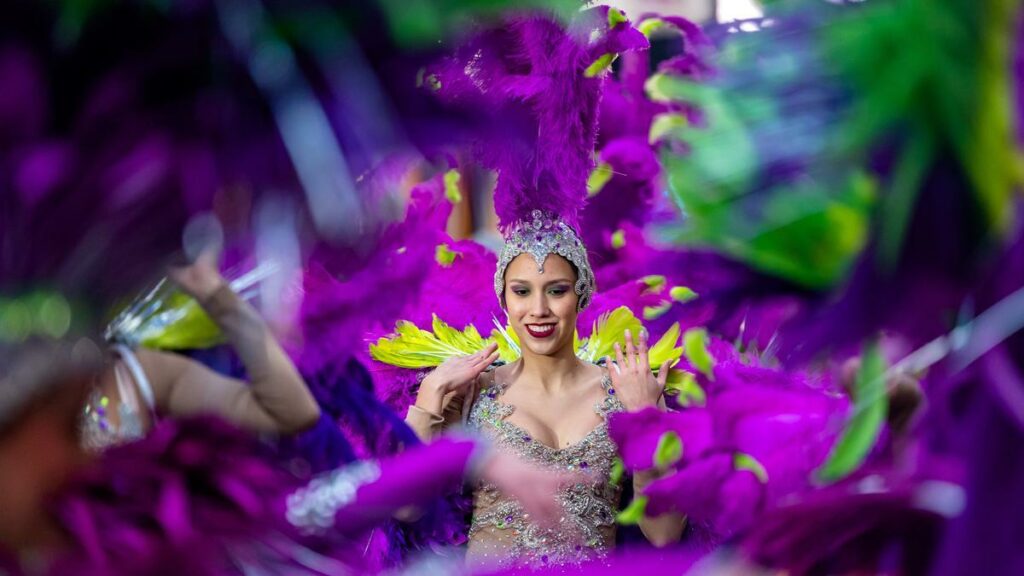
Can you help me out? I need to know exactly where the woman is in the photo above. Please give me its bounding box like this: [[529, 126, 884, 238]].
[[405, 212, 685, 568], [81, 250, 321, 450]]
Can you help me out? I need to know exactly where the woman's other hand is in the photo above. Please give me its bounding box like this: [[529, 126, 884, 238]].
[[605, 329, 670, 412]]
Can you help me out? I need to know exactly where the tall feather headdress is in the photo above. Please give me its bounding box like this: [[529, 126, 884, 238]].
[[425, 7, 648, 309]]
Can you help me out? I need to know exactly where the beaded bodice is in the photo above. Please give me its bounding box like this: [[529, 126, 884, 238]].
[[465, 371, 624, 569]]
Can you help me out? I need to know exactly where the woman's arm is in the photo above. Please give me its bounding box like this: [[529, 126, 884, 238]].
[[634, 469, 687, 546], [609, 329, 686, 546], [139, 254, 319, 434], [405, 343, 498, 441], [405, 389, 465, 442]]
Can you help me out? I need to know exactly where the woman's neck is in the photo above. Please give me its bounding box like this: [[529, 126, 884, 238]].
[[515, 345, 586, 394]]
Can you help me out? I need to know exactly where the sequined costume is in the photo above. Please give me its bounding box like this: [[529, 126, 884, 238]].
[[404, 364, 627, 570], [464, 369, 624, 569]]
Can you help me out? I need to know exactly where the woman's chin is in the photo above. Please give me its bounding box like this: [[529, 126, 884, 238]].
[[524, 344, 556, 357], [521, 334, 571, 357]]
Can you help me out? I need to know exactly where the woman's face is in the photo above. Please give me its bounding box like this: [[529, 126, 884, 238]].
[[503, 253, 579, 358]]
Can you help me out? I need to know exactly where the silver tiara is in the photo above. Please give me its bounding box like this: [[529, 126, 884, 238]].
[[494, 210, 595, 311]]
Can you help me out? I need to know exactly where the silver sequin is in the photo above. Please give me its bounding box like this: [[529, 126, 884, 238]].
[[286, 461, 382, 534]]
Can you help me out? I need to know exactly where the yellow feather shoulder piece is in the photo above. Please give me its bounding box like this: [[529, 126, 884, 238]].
[[578, 307, 682, 375], [370, 307, 683, 378]]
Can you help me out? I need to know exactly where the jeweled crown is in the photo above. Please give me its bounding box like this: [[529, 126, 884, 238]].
[[494, 210, 595, 311]]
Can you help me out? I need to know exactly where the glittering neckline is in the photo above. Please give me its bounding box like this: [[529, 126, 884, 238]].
[[466, 368, 624, 569], [485, 372, 615, 453], [496, 416, 607, 454]]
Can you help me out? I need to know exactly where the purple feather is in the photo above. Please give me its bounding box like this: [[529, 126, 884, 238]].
[[426, 10, 648, 229], [654, 16, 716, 80], [49, 418, 363, 575], [297, 177, 452, 374], [607, 333, 847, 538]]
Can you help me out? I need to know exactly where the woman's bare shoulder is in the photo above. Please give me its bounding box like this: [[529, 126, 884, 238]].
[[579, 361, 607, 386]]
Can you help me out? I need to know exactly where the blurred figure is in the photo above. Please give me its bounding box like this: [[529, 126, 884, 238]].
[[0, 338, 101, 564], [82, 250, 321, 450]]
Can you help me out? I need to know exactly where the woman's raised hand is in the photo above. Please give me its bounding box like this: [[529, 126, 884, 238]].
[[605, 329, 670, 412], [167, 249, 227, 303], [421, 342, 500, 397]]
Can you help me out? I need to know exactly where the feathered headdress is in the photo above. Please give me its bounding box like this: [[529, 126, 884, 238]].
[[425, 7, 649, 309]]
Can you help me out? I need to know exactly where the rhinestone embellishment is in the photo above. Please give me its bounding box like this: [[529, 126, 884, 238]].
[[495, 210, 596, 311], [465, 371, 624, 568]]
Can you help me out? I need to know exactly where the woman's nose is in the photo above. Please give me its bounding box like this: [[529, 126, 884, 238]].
[[530, 293, 551, 316]]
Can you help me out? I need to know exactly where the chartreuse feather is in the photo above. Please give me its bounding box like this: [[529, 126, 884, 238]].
[[616, 495, 648, 526], [648, 322, 683, 370], [374, 307, 684, 375], [113, 263, 280, 351], [664, 369, 706, 406], [734, 452, 769, 483], [432, 314, 487, 352], [815, 338, 888, 483], [490, 318, 521, 363], [139, 293, 224, 349], [577, 306, 643, 363], [653, 431, 683, 470], [968, 0, 1024, 235], [370, 316, 492, 369]]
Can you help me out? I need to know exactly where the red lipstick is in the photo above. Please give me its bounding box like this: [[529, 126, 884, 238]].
[[525, 324, 556, 339]]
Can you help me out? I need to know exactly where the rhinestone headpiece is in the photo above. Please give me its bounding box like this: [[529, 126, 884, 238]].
[[494, 210, 595, 311]]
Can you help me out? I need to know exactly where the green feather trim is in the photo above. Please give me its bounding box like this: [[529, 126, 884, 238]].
[[578, 306, 642, 363], [372, 307, 683, 376]]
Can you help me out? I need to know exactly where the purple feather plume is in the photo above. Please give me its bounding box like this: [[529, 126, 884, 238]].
[[426, 9, 648, 230]]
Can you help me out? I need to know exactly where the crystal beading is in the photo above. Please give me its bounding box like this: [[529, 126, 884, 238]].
[[465, 371, 624, 569], [494, 210, 596, 311]]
